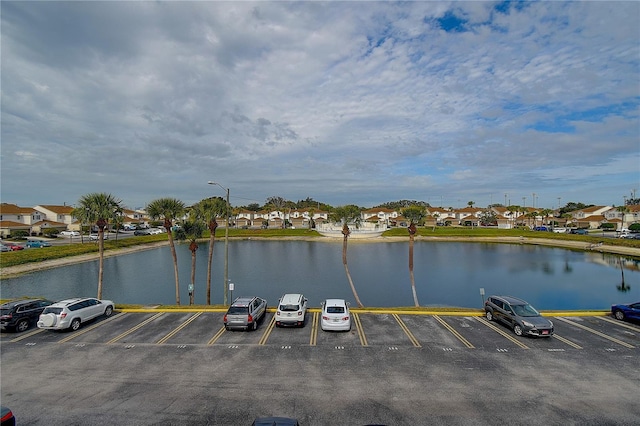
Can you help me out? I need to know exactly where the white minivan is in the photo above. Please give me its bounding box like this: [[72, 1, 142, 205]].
[[275, 293, 308, 327]]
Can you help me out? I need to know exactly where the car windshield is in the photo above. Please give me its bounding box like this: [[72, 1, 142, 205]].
[[326, 306, 345, 314], [512, 304, 540, 317], [42, 307, 63, 314], [279, 304, 299, 312], [227, 306, 248, 315]]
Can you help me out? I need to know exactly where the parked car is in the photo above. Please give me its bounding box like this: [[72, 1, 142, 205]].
[[275, 293, 308, 327], [25, 239, 52, 248], [0, 244, 10, 252], [552, 227, 567, 233], [223, 296, 268, 331], [134, 229, 153, 236], [90, 233, 109, 241], [252, 417, 299, 426], [320, 299, 351, 331], [3, 242, 24, 251], [1, 406, 15, 426], [611, 301, 640, 322], [484, 295, 554, 337], [1, 298, 54, 332], [533, 226, 549, 231], [37, 297, 114, 331], [148, 228, 164, 235], [569, 229, 588, 235], [59, 230, 80, 237]]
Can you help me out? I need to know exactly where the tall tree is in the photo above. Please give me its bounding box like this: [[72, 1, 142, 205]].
[[176, 220, 206, 305], [147, 198, 185, 305], [266, 196, 287, 228], [72, 193, 122, 299], [330, 205, 364, 307], [402, 206, 426, 307], [192, 197, 227, 305]]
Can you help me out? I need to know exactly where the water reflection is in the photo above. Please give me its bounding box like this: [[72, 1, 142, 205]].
[[1, 241, 638, 310]]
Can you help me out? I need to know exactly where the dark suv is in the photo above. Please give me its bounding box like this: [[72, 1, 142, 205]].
[[484, 295, 554, 337], [0, 299, 53, 332]]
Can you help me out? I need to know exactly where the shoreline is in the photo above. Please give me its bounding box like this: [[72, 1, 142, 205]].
[[1, 236, 639, 279]]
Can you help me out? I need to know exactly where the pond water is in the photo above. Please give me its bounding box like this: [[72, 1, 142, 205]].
[[2, 240, 639, 310]]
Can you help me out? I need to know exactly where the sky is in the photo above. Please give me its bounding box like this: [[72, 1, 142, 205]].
[[1, 1, 639, 211]]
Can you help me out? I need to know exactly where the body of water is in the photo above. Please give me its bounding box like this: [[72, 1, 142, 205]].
[[2, 240, 639, 310]]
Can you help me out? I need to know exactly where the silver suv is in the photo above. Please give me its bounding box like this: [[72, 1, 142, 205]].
[[484, 295, 553, 337], [224, 297, 267, 331], [37, 298, 114, 331]]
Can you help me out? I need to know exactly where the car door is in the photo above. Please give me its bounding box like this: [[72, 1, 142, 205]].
[[628, 303, 640, 320], [502, 302, 516, 328], [254, 299, 265, 321]]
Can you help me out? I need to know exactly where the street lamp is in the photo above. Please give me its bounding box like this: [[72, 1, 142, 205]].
[[208, 181, 230, 306]]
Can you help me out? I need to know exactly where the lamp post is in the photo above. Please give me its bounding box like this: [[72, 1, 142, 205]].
[[208, 181, 230, 305]]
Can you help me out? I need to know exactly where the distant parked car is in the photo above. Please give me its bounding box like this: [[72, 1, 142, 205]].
[[223, 297, 268, 331], [134, 229, 153, 236], [59, 230, 80, 237], [275, 293, 308, 327], [3, 242, 24, 251], [38, 298, 114, 331], [570, 229, 588, 235], [148, 228, 164, 235], [533, 226, 549, 231], [90, 233, 109, 241], [484, 295, 554, 337], [1, 298, 54, 332], [552, 227, 567, 233], [0, 244, 10, 252], [25, 240, 52, 248], [320, 299, 351, 331], [611, 301, 640, 322]]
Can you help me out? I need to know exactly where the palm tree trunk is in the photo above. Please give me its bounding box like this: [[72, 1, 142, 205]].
[[168, 231, 180, 305], [206, 219, 218, 305], [190, 242, 197, 305], [97, 229, 105, 299], [342, 231, 363, 308]]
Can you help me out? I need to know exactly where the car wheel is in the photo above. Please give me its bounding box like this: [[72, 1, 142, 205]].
[[15, 319, 30, 333], [485, 311, 493, 321], [70, 318, 81, 331], [104, 306, 113, 317], [513, 324, 523, 336], [614, 310, 625, 321]]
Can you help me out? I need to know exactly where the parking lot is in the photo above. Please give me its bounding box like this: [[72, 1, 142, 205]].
[[2, 311, 639, 425]]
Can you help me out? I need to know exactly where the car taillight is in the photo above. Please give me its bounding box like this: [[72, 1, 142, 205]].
[[247, 314, 253, 323], [322, 315, 329, 320], [60, 312, 67, 319], [343, 316, 349, 321], [0, 314, 11, 319], [223, 314, 227, 322]]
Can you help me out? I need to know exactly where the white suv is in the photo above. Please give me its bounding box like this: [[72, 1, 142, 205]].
[[275, 293, 308, 327], [38, 298, 114, 331]]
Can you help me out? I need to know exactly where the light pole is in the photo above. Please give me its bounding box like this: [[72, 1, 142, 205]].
[[208, 181, 230, 305]]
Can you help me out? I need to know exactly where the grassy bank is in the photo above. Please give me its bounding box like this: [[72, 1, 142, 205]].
[[1, 227, 639, 269]]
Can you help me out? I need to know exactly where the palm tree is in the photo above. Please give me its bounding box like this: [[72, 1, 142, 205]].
[[402, 206, 426, 307], [330, 205, 364, 307], [72, 193, 122, 299], [192, 197, 227, 305], [266, 196, 287, 228], [176, 220, 206, 305], [147, 198, 185, 305]]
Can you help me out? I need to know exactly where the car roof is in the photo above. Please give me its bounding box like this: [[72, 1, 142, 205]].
[[1, 298, 46, 308], [280, 293, 302, 301], [492, 295, 528, 305], [323, 298, 347, 306], [231, 297, 257, 306], [51, 297, 93, 306]]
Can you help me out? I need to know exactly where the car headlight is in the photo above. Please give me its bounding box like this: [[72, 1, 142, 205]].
[[522, 321, 534, 328]]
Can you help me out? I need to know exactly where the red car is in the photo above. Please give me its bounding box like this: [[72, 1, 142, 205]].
[[4, 243, 24, 251]]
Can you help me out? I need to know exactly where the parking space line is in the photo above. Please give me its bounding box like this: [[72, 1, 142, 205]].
[[552, 334, 583, 349], [207, 326, 226, 345], [352, 313, 368, 346], [393, 314, 421, 347], [258, 315, 276, 345], [107, 313, 164, 344], [309, 311, 319, 346], [475, 317, 529, 349], [156, 312, 202, 344], [597, 316, 640, 332], [432, 315, 475, 349], [58, 312, 126, 344], [10, 327, 46, 343], [554, 317, 635, 349]]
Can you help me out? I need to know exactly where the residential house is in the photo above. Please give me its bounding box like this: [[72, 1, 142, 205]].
[[33, 204, 78, 234], [569, 205, 612, 229], [0, 203, 41, 237], [603, 205, 640, 230]]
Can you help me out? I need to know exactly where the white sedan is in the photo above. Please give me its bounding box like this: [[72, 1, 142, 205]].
[[320, 299, 351, 331], [59, 231, 80, 237]]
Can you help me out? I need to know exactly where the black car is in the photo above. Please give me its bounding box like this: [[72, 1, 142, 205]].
[[484, 295, 554, 337], [252, 417, 299, 426], [0, 299, 54, 332]]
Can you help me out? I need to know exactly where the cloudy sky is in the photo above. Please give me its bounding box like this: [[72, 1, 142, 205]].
[[2, 1, 638, 211]]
